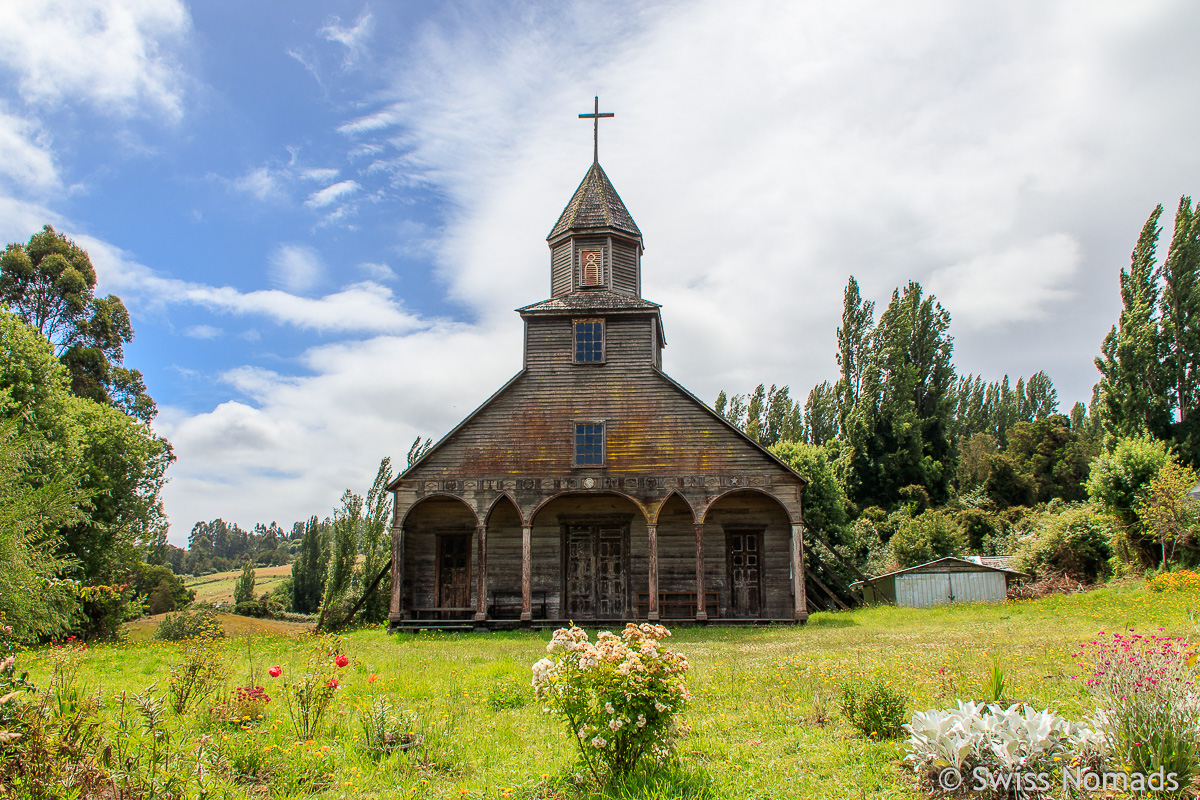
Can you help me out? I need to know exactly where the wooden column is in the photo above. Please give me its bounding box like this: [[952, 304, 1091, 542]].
[[694, 523, 708, 621], [520, 524, 533, 622], [389, 523, 405, 623], [791, 523, 809, 622], [474, 523, 488, 622], [647, 523, 660, 621]]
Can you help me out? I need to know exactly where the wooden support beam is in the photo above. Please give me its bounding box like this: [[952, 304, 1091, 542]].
[[647, 523, 660, 621], [791, 524, 809, 622], [520, 524, 532, 622], [805, 525, 894, 605], [474, 523, 487, 622], [694, 523, 707, 621], [805, 566, 850, 611]]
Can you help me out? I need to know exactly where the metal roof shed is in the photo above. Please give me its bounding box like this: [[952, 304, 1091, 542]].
[[850, 557, 1028, 608]]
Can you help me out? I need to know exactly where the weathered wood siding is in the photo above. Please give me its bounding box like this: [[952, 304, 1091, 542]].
[[408, 315, 789, 478], [611, 240, 639, 296], [550, 242, 573, 297]]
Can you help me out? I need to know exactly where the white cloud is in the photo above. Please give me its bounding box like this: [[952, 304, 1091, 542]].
[[305, 179, 360, 208], [338, 104, 403, 135], [320, 9, 374, 69], [928, 235, 1083, 331], [358, 261, 396, 281], [184, 324, 222, 339], [268, 243, 323, 292], [0, 110, 58, 192], [300, 167, 339, 182], [77, 233, 427, 335], [231, 166, 282, 202], [156, 321, 520, 532], [0, 0, 190, 119]]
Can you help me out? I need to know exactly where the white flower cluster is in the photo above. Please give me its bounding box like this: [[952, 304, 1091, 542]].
[[904, 701, 1106, 773], [532, 623, 692, 775]]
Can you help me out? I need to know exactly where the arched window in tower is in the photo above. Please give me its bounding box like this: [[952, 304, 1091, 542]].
[[578, 246, 605, 287]]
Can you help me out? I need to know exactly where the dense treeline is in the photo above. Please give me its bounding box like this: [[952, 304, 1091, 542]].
[[0, 228, 181, 642], [718, 196, 1200, 601]]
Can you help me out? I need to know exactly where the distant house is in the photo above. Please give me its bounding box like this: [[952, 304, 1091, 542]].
[[850, 557, 1028, 608]]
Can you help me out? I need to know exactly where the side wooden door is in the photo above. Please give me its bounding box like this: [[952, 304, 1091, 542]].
[[727, 530, 762, 618], [565, 525, 596, 617], [436, 533, 471, 618]]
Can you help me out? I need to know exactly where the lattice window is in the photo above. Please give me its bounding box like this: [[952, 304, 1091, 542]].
[[574, 320, 603, 363], [574, 422, 605, 466]]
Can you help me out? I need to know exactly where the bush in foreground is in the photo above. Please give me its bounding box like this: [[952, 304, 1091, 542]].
[[533, 623, 691, 783], [839, 676, 909, 739]]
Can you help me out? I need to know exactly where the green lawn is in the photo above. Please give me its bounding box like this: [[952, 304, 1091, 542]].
[[7, 580, 1198, 799]]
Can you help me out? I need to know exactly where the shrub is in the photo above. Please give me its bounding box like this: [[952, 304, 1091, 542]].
[[209, 686, 270, 728], [357, 696, 419, 758], [1013, 506, 1112, 583], [533, 623, 691, 782], [274, 634, 350, 738], [890, 510, 966, 568], [839, 677, 909, 739], [1147, 570, 1200, 592], [232, 600, 268, 618], [904, 701, 1103, 783], [167, 625, 226, 714], [1087, 435, 1171, 567], [1075, 629, 1200, 790], [155, 608, 224, 642]]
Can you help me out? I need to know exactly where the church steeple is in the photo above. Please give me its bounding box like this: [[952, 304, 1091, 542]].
[[546, 162, 644, 298]]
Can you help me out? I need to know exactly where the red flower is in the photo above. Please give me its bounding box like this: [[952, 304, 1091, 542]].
[[268, 666, 282, 678], [367, 674, 378, 683], [335, 654, 349, 668], [326, 678, 340, 689]]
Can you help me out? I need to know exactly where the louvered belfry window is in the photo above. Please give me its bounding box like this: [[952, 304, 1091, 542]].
[[578, 246, 605, 288]]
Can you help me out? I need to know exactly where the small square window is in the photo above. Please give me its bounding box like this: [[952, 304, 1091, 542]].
[[574, 422, 605, 466], [574, 320, 603, 363]]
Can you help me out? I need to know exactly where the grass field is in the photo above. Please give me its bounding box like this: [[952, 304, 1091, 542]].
[[8, 579, 1199, 799], [185, 564, 294, 605]]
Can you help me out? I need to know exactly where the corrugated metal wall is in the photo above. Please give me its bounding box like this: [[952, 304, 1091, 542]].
[[895, 570, 1005, 608]]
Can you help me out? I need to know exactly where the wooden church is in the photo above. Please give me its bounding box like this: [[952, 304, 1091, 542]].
[[387, 108, 810, 630]]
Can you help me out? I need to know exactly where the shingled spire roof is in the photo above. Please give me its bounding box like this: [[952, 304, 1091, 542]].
[[547, 162, 642, 242]]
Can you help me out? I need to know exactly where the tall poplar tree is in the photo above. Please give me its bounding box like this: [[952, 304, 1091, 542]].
[[835, 276, 875, 433], [849, 281, 956, 507], [1159, 196, 1200, 462], [1095, 205, 1172, 441]]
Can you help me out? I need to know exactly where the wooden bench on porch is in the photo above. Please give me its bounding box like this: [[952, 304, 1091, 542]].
[[488, 593, 548, 620], [410, 606, 474, 621], [636, 591, 719, 619]]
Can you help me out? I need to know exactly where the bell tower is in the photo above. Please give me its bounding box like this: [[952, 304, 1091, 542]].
[[545, 98, 644, 298]]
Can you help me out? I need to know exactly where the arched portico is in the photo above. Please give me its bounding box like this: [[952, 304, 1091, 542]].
[[530, 491, 649, 621], [701, 489, 807, 621], [393, 494, 481, 622]]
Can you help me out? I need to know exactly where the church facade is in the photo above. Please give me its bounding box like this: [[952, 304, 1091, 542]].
[[387, 158, 809, 630]]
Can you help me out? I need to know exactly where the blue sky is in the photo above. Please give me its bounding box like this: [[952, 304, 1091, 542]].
[[1, 1, 1198, 542]]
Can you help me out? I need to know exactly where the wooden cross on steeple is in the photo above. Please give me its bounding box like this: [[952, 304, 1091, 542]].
[[579, 96, 614, 164]]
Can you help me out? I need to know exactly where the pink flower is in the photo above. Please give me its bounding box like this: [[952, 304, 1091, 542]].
[[268, 666, 282, 678], [335, 654, 349, 668]]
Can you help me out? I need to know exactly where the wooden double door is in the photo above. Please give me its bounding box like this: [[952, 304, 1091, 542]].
[[564, 522, 628, 618]]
